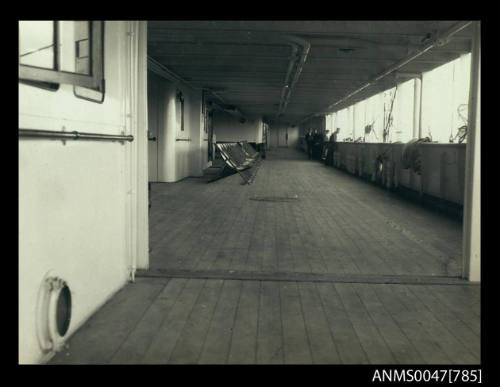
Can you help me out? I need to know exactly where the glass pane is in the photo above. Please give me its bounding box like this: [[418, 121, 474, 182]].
[[19, 21, 55, 69], [422, 60, 455, 142], [58, 21, 90, 74], [393, 79, 414, 143]]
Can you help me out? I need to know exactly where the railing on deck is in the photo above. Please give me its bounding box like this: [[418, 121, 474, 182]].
[[19, 128, 134, 142], [299, 140, 466, 213]]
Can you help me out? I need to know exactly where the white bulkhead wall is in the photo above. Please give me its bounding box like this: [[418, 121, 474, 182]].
[[175, 86, 204, 179], [18, 21, 149, 363], [212, 111, 263, 143], [148, 77, 206, 183], [267, 124, 299, 148]]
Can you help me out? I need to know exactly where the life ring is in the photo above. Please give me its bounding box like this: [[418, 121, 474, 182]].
[[36, 275, 72, 353]]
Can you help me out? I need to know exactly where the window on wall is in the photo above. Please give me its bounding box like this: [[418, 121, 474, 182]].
[[353, 100, 365, 141], [421, 53, 471, 143], [380, 87, 396, 143], [391, 79, 415, 143], [333, 106, 353, 141], [325, 112, 335, 134], [363, 92, 384, 143], [19, 20, 104, 92], [328, 84, 408, 144], [324, 54, 471, 145]]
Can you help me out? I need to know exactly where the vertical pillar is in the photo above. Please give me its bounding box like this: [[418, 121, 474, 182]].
[[351, 105, 356, 139], [125, 20, 150, 273], [135, 20, 149, 269], [188, 89, 203, 177], [413, 76, 422, 139], [462, 21, 481, 282], [158, 85, 177, 182]]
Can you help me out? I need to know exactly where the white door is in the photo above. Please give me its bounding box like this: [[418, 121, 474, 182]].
[[147, 73, 159, 182]]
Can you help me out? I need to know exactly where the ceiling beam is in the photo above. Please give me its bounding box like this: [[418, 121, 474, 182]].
[[147, 20, 471, 37]]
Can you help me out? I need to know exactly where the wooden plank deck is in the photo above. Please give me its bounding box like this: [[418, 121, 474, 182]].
[[50, 277, 479, 364], [49, 148, 479, 364], [149, 148, 463, 277]]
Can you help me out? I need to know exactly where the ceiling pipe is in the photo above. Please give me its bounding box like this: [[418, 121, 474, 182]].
[[148, 56, 247, 121], [277, 44, 299, 116], [295, 20, 473, 126], [211, 101, 247, 123], [148, 56, 187, 85], [277, 35, 311, 119]]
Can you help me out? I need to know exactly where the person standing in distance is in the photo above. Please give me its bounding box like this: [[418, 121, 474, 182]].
[[305, 128, 314, 159]]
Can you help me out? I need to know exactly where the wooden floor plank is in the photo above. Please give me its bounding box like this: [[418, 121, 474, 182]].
[[227, 281, 260, 364], [140, 278, 206, 364], [229, 248, 250, 271], [193, 247, 220, 271], [334, 282, 396, 364], [373, 284, 453, 364], [256, 281, 284, 364], [354, 284, 424, 364], [168, 279, 225, 364], [198, 280, 242, 364], [395, 284, 479, 364], [431, 285, 481, 324], [279, 282, 313, 364], [407, 285, 480, 359], [50, 278, 168, 364], [297, 282, 342, 364], [109, 278, 189, 364], [316, 282, 369, 364]]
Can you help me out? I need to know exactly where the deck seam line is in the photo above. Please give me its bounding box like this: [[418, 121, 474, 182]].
[[296, 282, 315, 363], [224, 280, 244, 364], [137, 269, 478, 286]]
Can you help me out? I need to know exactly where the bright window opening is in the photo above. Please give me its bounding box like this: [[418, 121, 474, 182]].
[[325, 53, 471, 144], [421, 53, 471, 143]]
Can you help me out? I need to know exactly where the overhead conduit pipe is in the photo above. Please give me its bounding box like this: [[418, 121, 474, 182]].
[[295, 20, 473, 126], [278, 44, 298, 116], [150, 33, 310, 123], [148, 56, 248, 122], [277, 36, 311, 118]]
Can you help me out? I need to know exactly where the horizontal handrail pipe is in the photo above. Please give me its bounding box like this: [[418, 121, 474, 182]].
[[19, 129, 134, 142]]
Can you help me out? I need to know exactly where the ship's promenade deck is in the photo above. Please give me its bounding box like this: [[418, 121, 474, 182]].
[[50, 147, 480, 364]]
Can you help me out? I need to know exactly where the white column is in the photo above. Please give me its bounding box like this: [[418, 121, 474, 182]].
[[351, 105, 356, 139], [189, 89, 203, 177], [134, 20, 149, 270], [413, 77, 422, 139], [462, 21, 481, 282], [125, 21, 149, 274], [159, 85, 177, 182]]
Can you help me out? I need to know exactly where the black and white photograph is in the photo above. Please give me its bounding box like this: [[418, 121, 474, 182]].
[[18, 20, 481, 372]]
